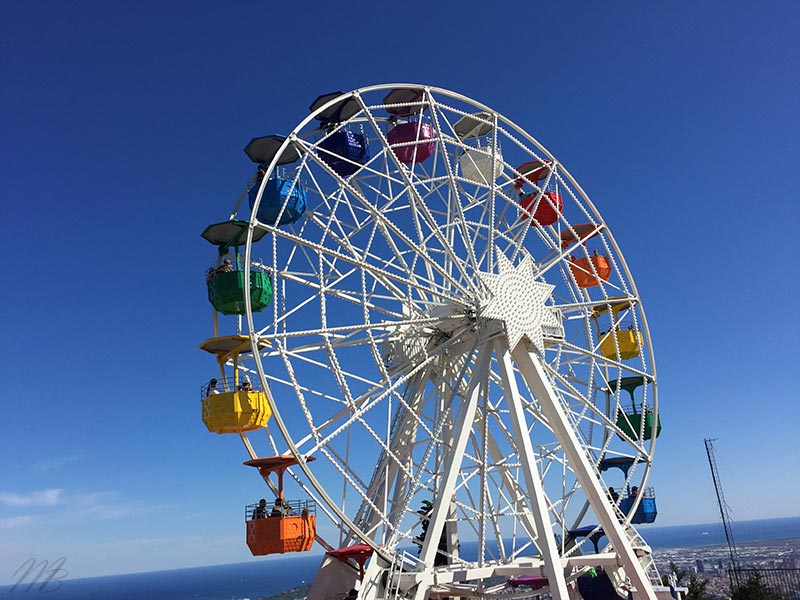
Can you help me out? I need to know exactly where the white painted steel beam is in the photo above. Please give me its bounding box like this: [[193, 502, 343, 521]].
[[494, 340, 570, 599], [512, 345, 657, 600], [414, 344, 492, 598]]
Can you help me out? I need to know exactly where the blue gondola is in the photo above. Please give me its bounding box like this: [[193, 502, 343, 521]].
[[308, 92, 370, 178], [598, 457, 638, 478], [598, 457, 658, 524], [249, 175, 307, 226], [318, 129, 370, 177], [619, 495, 657, 524], [567, 526, 606, 553], [577, 569, 622, 599]]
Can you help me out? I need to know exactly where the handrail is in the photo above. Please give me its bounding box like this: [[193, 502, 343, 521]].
[[200, 376, 265, 399], [245, 498, 316, 522]]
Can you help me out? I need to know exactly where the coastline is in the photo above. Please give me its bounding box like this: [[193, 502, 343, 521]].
[[3, 516, 797, 599]]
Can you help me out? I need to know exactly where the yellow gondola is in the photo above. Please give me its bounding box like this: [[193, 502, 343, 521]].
[[199, 335, 272, 434], [599, 327, 643, 360]]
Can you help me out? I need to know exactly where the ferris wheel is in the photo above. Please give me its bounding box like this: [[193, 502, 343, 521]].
[[199, 85, 673, 600]]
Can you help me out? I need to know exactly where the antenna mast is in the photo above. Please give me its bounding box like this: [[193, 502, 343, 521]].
[[704, 438, 739, 569]]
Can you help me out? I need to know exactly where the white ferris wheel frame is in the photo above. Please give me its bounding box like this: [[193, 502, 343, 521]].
[[220, 84, 661, 600]]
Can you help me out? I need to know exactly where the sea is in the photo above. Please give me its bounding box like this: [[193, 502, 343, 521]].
[[2, 516, 798, 600]]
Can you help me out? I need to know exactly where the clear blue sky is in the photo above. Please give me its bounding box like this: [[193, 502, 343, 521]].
[[1, 0, 798, 583]]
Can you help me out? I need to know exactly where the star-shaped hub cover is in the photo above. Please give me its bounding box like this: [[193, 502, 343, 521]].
[[478, 252, 561, 353]]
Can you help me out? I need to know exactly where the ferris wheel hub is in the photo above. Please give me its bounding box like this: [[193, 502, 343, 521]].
[[477, 252, 562, 352]]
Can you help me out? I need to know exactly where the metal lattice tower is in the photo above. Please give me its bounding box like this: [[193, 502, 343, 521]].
[[704, 438, 739, 569]]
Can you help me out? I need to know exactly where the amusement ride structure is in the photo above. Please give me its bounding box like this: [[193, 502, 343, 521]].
[[198, 84, 674, 600]]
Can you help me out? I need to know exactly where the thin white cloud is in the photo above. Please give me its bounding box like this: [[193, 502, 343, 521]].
[[95, 534, 237, 549], [33, 454, 87, 472], [0, 489, 159, 531], [71, 491, 153, 521], [0, 489, 63, 507], [0, 516, 35, 529]]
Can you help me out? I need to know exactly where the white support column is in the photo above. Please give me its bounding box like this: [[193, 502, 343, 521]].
[[415, 344, 492, 587], [512, 346, 657, 600], [494, 340, 570, 599]]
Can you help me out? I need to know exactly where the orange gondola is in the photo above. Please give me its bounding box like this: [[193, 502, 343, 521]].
[[569, 253, 611, 287], [244, 456, 317, 555]]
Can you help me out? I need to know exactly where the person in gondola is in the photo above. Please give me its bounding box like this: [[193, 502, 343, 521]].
[[217, 258, 235, 274], [270, 498, 291, 518], [608, 487, 619, 503], [206, 378, 220, 397], [630, 486, 639, 498], [252, 498, 267, 520]]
